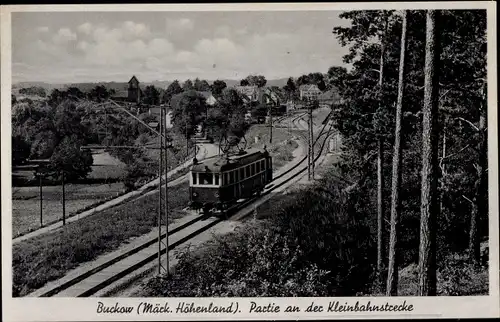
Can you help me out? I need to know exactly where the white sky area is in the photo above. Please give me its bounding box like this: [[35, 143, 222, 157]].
[[12, 11, 350, 84]]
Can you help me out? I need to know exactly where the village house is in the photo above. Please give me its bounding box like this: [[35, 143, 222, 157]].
[[234, 85, 260, 102], [299, 84, 322, 101], [197, 91, 217, 106], [111, 75, 143, 104]]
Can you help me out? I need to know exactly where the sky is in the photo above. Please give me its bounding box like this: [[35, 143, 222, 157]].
[[12, 11, 351, 84]]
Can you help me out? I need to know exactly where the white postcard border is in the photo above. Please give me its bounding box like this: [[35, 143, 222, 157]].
[[1, 2, 498, 321]]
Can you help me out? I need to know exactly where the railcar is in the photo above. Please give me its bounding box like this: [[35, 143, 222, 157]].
[[188, 148, 273, 215]]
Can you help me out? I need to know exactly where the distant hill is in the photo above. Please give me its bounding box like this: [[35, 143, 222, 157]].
[[12, 77, 291, 93]]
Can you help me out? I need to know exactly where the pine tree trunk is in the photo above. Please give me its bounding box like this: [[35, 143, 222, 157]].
[[377, 138, 384, 278], [376, 12, 389, 285], [418, 9, 441, 296], [469, 87, 487, 264], [386, 9, 408, 296]]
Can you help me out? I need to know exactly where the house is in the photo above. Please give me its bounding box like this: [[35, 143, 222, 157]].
[[197, 91, 217, 106], [234, 85, 260, 102], [258, 88, 281, 106], [299, 84, 322, 101], [111, 75, 143, 103]]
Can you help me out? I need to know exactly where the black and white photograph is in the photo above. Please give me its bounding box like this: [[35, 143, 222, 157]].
[[1, 2, 498, 320]]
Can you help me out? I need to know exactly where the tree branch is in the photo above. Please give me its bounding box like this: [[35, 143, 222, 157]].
[[456, 117, 479, 131], [439, 144, 471, 161], [462, 194, 474, 205]]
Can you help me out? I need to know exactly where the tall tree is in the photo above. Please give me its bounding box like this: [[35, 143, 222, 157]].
[[386, 10, 408, 296], [327, 66, 348, 91], [283, 77, 296, 98], [244, 75, 267, 88], [211, 80, 227, 98], [142, 85, 160, 105], [163, 80, 183, 103], [182, 79, 194, 91], [194, 78, 211, 91], [170, 90, 207, 139], [240, 79, 250, 86], [418, 9, 441, 296]]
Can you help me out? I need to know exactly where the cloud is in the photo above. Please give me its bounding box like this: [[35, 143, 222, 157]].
[[122, 21, 151, 38], [77, 22, 92, 35], [166, 18, 194, 32], [36, 26, 49, 33], [52, 28, 77, 45]]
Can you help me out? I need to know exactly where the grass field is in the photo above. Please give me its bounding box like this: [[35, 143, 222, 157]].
[[12, 182, 190, 297], [12, 182, 126, 237], [12, 151, 128, 237], [244, 125, 299, 170]]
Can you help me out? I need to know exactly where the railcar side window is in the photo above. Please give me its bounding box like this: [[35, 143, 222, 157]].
[[214, 173, 220, 185], [246, 165, 250, 177], [256, 162, 260, 173], [229, 171, 235, 184], [251, 163, 256, 175], [199, 173, 213, 185], [240, 168, 244, 180], [261, 160, 265, 170], [224, 173, 228, 185], [192, 172, 197, 185]]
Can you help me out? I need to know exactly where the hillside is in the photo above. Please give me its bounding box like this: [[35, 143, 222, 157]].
[[12, 78, 290, 93]]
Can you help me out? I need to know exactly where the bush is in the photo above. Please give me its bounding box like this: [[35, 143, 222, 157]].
[[141, 168, 375, 297], [397, 251, 489, 296], [143, 222, 331, 297]]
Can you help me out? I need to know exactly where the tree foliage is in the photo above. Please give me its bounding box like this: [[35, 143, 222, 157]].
[[170, 90, 208, 138], [163, 80, 183, 103], [210, 79, 227, 98], [331, 9, 488, 294]]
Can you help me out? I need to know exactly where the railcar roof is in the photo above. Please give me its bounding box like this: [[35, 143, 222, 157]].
[[191, 148, 268, 173]]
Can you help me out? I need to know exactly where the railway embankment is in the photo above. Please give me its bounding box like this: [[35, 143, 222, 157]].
[[14, 122, 303, 298]]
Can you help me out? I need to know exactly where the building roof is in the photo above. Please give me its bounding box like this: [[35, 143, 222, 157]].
[[111, 90, 129, 98], [191, 148, 268, 173], [299, 84, 321, 92], [128, 75, 139, 84]]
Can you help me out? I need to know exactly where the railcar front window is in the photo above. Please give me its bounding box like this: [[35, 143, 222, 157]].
[[214, 173, 220, 185], [229, 171, 235, 184], [199, 173, 213, 185], [192, 172, 197, 185]]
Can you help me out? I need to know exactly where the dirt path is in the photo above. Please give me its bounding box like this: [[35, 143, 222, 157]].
[[12, 143, 220, 244]]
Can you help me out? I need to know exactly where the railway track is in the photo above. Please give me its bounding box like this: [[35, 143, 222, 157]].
[[31, 111, 335, 298]]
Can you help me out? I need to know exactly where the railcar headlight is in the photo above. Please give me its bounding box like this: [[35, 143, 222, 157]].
[[192, 192, 198, 197], [214, 192, 219, 197]]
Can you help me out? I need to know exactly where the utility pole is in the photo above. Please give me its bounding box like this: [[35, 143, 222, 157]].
[[307, 101, 313, 181], [39, 172, 43, 228], [269, 105, 273, 144], [158, 106, 163, 275], [164, 107, 170, 276], [310, 102, 315, 179], [62, 170, 66, 225]]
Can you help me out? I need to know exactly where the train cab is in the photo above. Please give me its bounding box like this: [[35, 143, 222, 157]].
[[189, 148, 272, 214]]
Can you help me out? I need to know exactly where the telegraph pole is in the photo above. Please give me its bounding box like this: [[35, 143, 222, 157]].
[[62, 170, 66, 225], [310, 102, 315, 179], [39, 172, 43, 227], [164, 107, 170, 276], [158, 107, 163, 275], [269, 105, 273, 144]]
